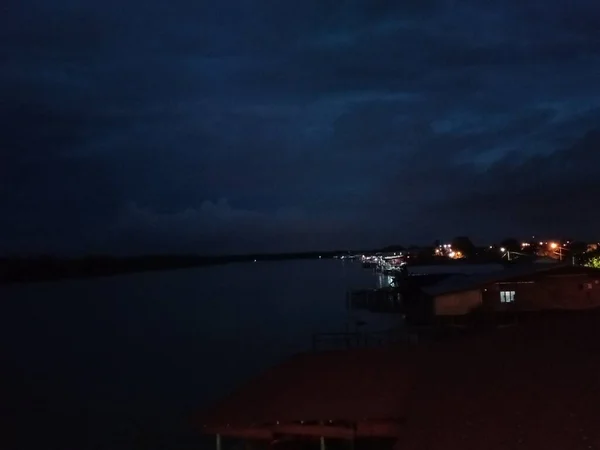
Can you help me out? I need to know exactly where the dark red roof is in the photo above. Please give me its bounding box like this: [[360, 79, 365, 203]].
[[397, 312, 600, 449], [198, 312, 600, 448], [198, 347, 418, 428]]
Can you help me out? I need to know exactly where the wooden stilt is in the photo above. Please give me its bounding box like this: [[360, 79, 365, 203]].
[[320, 435, 326, 450], [216, 433, 221, 450]]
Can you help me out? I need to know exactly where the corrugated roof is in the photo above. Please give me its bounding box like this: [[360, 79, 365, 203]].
[[422, 263, 572, 297], [197, 311, 600, 447], [396, 311, 600, 450], [197, 347, 418, 428]]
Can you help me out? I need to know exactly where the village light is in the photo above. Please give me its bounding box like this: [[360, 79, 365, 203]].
[[548, 242, 567, 261], [500, 247, 514, 261]]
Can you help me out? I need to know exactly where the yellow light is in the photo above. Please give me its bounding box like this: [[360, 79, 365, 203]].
[[500, 247, 506, 252], [550, 242, 558, 249]]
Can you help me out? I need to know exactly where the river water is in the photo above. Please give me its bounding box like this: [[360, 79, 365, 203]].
[[0, 259, 502, 450]]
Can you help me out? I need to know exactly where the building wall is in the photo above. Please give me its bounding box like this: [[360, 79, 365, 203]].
[[434, 290, 482, 316], [481, 273, 600, 312], [428, 269, 600, 319]]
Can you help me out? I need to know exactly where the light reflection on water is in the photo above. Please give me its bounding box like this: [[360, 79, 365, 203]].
[[376, 273, 396, 288]]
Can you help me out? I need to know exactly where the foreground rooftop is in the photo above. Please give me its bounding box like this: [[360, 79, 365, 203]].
[[398, 312, 600, 449], [198, 347, 418, 440], [198, 311, 600, 448]]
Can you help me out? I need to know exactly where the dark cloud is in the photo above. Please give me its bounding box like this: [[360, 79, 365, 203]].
[[1, 0, 600, 254], [419, 129, 600, 241]]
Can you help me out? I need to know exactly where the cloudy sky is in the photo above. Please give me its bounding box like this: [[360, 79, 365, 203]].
[[2, 0, 600, 255]]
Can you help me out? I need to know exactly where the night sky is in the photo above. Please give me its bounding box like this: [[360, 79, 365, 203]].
[[2, 1, 600, 255]]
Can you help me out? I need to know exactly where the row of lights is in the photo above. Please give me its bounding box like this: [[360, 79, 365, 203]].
[[492, 241, 563, 250], [435, 244, 462, 259], [490, 241, 571, 248]]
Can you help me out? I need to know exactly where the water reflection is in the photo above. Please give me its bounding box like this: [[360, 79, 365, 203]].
[[377, 273, 396, 288]]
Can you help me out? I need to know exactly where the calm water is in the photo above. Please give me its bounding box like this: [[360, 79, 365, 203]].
[[0, 260, 503, 449], [0, 259, 399, 450]]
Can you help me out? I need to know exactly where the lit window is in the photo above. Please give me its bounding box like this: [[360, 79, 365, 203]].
[[500, 291, 515, 303]]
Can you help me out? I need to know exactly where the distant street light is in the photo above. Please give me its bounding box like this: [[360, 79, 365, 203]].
[[500, 247, 511, 261], [548, 242, 566, 261], [500, 247, 528, 261]]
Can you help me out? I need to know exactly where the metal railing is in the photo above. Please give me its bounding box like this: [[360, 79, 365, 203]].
[[311, 328, 407, 351]]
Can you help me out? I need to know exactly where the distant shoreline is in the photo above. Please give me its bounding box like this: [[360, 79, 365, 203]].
[[0, 252, 337, 284], [0, 251, 506, 285]]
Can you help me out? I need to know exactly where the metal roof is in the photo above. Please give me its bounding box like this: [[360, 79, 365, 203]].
[[197, 347, 418, 430], [396, 311, 600, 449], [197, 311, 600, 446], [422, 263, 573, 297]]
